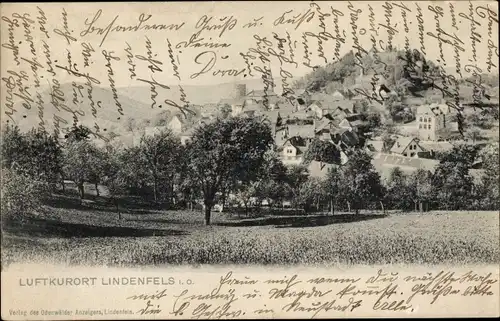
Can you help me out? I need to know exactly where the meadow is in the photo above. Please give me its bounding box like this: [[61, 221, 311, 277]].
[[2, 191, 498, 269]]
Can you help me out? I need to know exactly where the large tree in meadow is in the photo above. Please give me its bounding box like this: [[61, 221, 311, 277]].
[[186, 116, 273, 225], [62, 139, 104, 200]]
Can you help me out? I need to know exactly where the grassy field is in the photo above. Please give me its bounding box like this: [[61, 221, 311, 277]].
[[1, 194, 499, 269]]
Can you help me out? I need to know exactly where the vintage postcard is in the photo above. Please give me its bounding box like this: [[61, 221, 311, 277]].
[[1, 0, 499, 319]]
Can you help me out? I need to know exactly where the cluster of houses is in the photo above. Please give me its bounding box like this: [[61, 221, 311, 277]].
[[120, 83, 486, 183]]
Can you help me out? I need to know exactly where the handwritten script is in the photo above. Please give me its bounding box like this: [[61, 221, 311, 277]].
[[122, 268, 499, 318], [1, 1, 497, 140]]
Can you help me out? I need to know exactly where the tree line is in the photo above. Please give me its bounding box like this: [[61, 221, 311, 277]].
[[1, 115, 498, 225]]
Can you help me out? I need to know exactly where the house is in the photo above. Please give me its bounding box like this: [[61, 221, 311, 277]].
[[331, 127, 360, 152], [308, 101, 327, 119], [281, 138, 307, 165], [416, 104, 446, 141], [167, 116, 183, 134], [331, 90, 345, 100], [314, 118, 333, 141], [295, 89, 312, 108], [390, 137, 424, 157], [309, 98, 356, 120], [285, 124, 316, 144], [167, 115, 189, 134], [180, 127, 196, 145], [338, 114, 368, 132]]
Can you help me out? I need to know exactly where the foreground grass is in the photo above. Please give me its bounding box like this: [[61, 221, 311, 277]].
[[2, 203, 499, 268]]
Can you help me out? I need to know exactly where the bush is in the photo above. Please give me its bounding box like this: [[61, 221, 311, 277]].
[[1, 169, 49, 223]]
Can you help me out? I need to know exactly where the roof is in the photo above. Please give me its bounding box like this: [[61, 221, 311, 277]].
[[283, 138, 308, 154], [246, 89, 278, 98], [331, 90, 345, 99], [373, 153, 486, 184], [244, 101, 265, 112], [169, 114, 188, 123], [308, 101, 324, 109], [286, 111, 313, 121], [345, 114, 365, 122], [219, 98, 245, 106], [416, 104, 444, 116], [275, 99, 296, 110], [315, 118, 331, 132], [390, 137, 418, 154], [287, 124, 315, 138], [261, 110, 281, 124], [419, 140, 454, 152], [329, 99, 355, 111], [349, 119, 367, 127], [373, 153, 439, 172], [366, 140, 384, 152]]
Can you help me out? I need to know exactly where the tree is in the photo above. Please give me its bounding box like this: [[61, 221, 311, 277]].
[[465, 128, 483, 143], [323, 166, 343, 215], [1, 125, 63, 189], [284, 165, 310, 210], [87, 146, 109, 197], [153, 110, 172, 127], [251, 151, 288, 209], [62, 140, 102, 200], [303, 138, 341, 165], [365, 112, 382, 132], [125, 117, 137, 132], [409, 169, 433, 212], [65, 124, 91, 142], [1, 168, 49, 223], [117, 146, 151, 196], [298, 177, 325, 213], [219, 104, 232, 119], [479, 143, 499, 209], [385, 167, 413, 210], [103, 147, 128, 219], [431, 144, 479, 210], [381, 134, 396, 153], [235, 181, 257, 215], [341, 150, 384, 214], [187, 116, 273, 225], [139, 129, 181, 203]]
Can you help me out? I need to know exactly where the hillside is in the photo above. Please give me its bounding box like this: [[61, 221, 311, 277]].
[[9, 77, 282, 136], [293, 48, 499, 103]]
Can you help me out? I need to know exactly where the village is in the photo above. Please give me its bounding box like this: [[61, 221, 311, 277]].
[[119, 80, 493, 191]]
